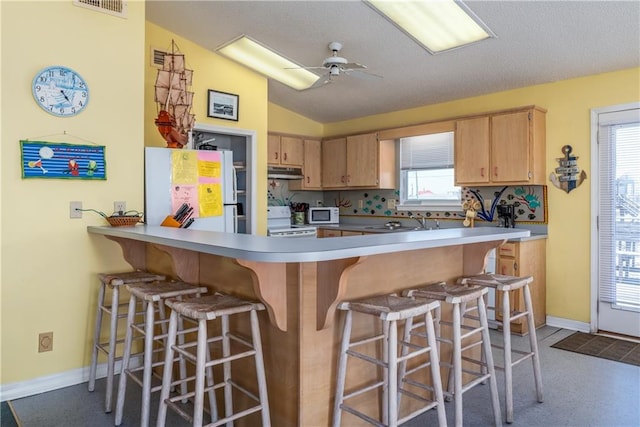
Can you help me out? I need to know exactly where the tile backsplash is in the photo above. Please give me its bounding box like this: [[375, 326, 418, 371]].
[[268, 180, 547, 225]]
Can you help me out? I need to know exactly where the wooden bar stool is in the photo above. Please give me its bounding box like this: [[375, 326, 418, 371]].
[[88, 270, 165, 413], [405, 282, 501, 427], [114, 280, 207, 427], [156, 293, 271, 427], [459, 273, 543, 423], [333, 295, 447, 427]]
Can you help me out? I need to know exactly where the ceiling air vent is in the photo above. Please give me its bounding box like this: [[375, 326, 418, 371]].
[[73, 0, 127, 19], [151, 48, 166, 68]]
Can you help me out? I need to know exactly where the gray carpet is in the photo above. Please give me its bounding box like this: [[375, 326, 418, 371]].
[[7, 327, 640, 426]]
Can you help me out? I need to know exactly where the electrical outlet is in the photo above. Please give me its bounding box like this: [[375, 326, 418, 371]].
[[484, 199, 492, 210], [358, 200, 364, 209], [70, 201, 82, 218], [387, 199, 396, 209], [114, 201, 126, 214], [39, 332, 53, 352], [316, 200, 323, 207]]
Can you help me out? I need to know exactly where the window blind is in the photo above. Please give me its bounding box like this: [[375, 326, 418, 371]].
[[598, 108, 640, 304], [400, 132, 454, 170]]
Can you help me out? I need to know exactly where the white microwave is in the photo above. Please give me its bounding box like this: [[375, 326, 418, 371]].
[[308, 207, 340, 224]]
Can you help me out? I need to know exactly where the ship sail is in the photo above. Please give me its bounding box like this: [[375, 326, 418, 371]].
[[154, 41, 194, 149]]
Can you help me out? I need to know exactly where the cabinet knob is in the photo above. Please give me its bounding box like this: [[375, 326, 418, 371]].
[[284, 153, 288, 161], [494, 166, 498, 177], [514, 262, 518, 271], [306, 176, 310, 184], [275, 152, 278, 160], [480, 167, 485, 177]]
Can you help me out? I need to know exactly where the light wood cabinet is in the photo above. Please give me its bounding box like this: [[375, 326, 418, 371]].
[[454, 116, 490, 184], [321, 132, 396, 189], [454, 106, 546, 186], [318, 228, 342, 238], [289, 139, 322, 190], [318, 228, 364, 238], [496, 239, 546, 335], [321, 137, 348, 188], [268, 134, 303, 167]]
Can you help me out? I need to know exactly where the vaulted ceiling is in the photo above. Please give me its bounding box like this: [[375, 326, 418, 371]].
[[147, 1, 640, 123]]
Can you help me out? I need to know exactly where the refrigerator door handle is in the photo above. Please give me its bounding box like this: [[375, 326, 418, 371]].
[[232, 165, 238, 203], [231, 204, 238, 233]]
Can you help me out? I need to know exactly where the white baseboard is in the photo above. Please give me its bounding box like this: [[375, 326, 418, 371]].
[[546, 315, 591, 333], [0, 358, 141, 402]]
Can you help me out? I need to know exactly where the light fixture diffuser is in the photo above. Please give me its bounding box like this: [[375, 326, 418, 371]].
[[216, 35, 319, 90], [365, 0, 495, 54]]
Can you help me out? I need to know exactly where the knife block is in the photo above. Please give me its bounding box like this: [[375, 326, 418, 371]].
[[160, 215, 181, 228]]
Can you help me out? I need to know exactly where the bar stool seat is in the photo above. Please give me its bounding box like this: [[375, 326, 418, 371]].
[[333, 294, 447, 427], [156, 293, 271, 427], [405, 282, 502, 427], [114, 280, 207, 427], [459, 273, 543, 423], [88, 270, 165, 413]]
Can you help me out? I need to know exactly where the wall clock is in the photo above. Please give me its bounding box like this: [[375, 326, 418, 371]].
[[32, 66, 89, 117]]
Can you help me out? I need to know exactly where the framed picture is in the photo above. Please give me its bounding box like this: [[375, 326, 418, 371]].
[[207, 90, 239, 121], [20, 140, 106, 180]]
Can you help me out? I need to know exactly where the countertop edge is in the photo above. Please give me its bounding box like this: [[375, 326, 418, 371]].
[[88, 225, 530, 263]]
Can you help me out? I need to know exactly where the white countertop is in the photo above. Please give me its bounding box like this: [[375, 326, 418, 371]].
[[88, 225, 530, 263]]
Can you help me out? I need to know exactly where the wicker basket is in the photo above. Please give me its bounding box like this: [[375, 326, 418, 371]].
[[105, 215, 142, 227]]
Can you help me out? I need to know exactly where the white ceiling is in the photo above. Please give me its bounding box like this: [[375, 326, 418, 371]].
[[146, 1, 640, 123]]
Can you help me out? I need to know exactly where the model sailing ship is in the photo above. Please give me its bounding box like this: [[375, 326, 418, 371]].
[[154, 40, 195, 149]]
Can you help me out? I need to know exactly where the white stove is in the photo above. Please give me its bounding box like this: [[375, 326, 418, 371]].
[[267, 206, 317, 238]]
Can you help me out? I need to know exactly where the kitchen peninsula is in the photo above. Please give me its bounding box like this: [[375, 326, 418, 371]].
[[88, 225, 529, 426]]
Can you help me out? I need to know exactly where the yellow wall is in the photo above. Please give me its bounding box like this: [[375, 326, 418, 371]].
[[145, 22, 269, 234], [0, 7, 272, 388], [320, 67, 640, 323], [1, 1, 146, 383], [267, 102, 324, 137]]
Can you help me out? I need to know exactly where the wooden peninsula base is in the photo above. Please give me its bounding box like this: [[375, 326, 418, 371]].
[[89, 225, 529, 426]]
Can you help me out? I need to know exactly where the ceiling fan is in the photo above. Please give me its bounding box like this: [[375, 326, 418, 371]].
[[297, 42, 383, 89]]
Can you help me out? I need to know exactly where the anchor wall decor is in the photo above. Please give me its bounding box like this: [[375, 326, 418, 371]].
[[549, 145, 587, 193]]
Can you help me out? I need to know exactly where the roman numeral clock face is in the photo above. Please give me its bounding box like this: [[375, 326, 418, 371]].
[[32, 66, 89, 117]]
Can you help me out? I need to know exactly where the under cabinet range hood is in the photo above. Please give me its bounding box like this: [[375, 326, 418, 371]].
[[267, 166, 304, 180]]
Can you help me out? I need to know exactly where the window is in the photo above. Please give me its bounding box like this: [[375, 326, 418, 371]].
[[398, 131, 461, 211]]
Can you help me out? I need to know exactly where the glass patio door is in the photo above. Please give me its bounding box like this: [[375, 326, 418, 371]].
[[594, 104, 640, 337]]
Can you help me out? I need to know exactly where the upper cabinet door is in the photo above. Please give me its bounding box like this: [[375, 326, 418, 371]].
[[347, 133, 378, 187], [322, 137, 347, 188], [289, 138, 322, 191], [491, 111, 531, 183], [303, 139, 322, 188], [454, 116, 490, 185], [280, 136, 304, 166], [268, 134, 281, 165]]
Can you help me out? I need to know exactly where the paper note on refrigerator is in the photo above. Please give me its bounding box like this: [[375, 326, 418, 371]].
[[171, 150, 198, 184], [197, 150, 222, 182], [198, 183, 222, 217], [171, 184, 199, 218]]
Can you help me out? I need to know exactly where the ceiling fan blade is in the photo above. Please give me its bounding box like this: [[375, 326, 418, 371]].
[[284, 66, 326, 71], [342, 62, 367, 70], [345, 69, 383, 80], [305, 74, 333, 90]]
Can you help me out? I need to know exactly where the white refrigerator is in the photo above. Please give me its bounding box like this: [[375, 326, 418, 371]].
[[144, 147, 238, 232]]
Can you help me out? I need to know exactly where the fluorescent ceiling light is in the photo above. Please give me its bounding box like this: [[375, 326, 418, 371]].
[[365, 0, 495, 54], [216, 35, 319, 90]]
